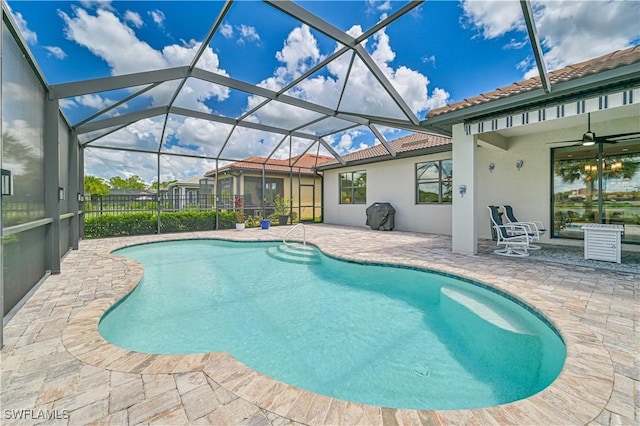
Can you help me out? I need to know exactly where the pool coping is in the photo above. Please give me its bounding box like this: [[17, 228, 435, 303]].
[[60, 233, 615, 425]]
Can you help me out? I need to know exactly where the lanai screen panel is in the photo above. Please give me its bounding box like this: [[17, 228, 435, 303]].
[[87, 115, 166, 153], [162, 114, 234, 159]]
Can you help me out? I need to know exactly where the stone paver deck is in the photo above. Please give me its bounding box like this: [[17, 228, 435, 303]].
[[1, 224, 638, 425]]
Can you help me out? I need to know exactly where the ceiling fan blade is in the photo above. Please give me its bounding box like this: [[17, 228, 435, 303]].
[[601, 131, 640, 141], [597, 132, 640, 144], [546, 140, 582, 147]]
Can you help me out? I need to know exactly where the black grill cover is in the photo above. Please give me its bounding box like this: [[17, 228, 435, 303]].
[[366, 202, 396, 231]]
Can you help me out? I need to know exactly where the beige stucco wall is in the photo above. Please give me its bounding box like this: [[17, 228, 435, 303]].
[[323, 152, 453, 234], [475, 135, 551, 241], [234, 173, 322, 220]]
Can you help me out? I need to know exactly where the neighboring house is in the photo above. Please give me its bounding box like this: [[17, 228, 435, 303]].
[[317, 133, 453, 235], [165, 176, 214, 210], [205, 153, 331, 221], [420, 45, 640, 252], [107, 188, 155, 199], [318, 45, 640, 250]]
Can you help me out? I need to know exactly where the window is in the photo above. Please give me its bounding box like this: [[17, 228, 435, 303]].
[[416, 159, 452, 204], [552, 141, 640, 244], [339, 171, 366, 204]]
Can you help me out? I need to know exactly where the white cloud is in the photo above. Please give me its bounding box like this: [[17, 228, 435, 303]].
[[533, 1, 640, 72], [503, 38, 527, 50], [79, 1, 113, 10], [421, 55, 436, 66], [220, 23, 234, 39], [275, 25, 322, 77], [461, 0, 640, 77], [366, 1, 392, 13], [75, 93, 120, 110], [236, 24, 260, 45], [148, 9, 166, 28], [44, 46, 67, 59], [60, 7, 167, 74], [461, 0, 523, 39], [60, 6, 230, 112], [242, 23, 448, 153], [124, 10, 143, 28], [9, 7, 38, 44]]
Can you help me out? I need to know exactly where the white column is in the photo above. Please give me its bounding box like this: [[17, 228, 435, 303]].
[[452, 123, 477, 254]]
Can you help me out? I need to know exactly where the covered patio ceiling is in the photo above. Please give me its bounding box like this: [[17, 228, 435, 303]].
[[45, 0, 548, 169]]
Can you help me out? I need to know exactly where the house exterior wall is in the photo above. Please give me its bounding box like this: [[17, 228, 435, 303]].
[[474, 113, 638, 241], [323, 152, 453, 234], [475, 134, 551, 241], [234, 173, 322, 219]]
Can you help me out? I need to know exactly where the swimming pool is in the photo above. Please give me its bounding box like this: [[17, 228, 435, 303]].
[[99, 239, 566, 410]]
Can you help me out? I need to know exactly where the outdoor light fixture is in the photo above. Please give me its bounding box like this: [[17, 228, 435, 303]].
[[458, 185, 467, 197], [488, 163, 495, 173], [1, 169, 13, 196], [58, 187, 65, 201], [77, 193, 84, 202], [581, 131, 596, 146], [515, 160, 524, 170]]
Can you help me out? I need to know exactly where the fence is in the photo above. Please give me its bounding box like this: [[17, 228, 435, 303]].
[[82, 194, 276, 218]]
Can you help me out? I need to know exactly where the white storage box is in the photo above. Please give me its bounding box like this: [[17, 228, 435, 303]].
[[581, 224, 624, 263]]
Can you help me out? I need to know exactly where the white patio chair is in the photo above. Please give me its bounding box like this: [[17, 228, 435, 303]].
[[488, 206, 532, 257], [502, 205, 546, 249]]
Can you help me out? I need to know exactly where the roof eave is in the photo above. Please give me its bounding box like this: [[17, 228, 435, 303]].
[[316, 144, 452, 171], [421, 62, 640, 134]]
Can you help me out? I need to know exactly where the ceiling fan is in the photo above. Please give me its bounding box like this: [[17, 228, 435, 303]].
[[548, 113, 640, 147]]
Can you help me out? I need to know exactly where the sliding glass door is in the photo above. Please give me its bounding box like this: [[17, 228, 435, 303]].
[[552, 140, 640, 244]]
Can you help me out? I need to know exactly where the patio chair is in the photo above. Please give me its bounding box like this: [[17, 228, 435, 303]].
[[502, 205, 546, 249], [488, 206, 532, 257]]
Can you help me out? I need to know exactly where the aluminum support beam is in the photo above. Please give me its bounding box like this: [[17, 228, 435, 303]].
[[318, 138, 346, 165], [264, 0, 356, 47], [77, 106, 168, 134], [169, 107, 318, 140], [369, 124, 397, 157], [520, 0, 551, 93], [51, 66, 190, 99], [354, 44, 419, 125], [44, 97, 61, 274], [68, 129, 80, 250]]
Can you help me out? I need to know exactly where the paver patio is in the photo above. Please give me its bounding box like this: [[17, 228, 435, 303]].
[[1, 224, 638, 425]]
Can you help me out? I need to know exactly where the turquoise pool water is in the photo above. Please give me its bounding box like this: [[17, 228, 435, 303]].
[[99, 239, 566, 410]]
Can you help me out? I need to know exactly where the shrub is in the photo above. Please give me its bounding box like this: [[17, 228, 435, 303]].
[[84, 210, 238, 238]]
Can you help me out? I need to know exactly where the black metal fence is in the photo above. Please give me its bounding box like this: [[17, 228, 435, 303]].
[[82, 194, 276, 218]]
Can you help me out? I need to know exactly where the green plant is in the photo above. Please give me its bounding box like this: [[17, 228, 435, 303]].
[[83, 210, 239, 238], [274, 195, 289, 216], [235, 211, 245, 223], [246, 215, 259, 227]]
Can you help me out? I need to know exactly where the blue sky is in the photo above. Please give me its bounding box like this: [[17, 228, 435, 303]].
[[6, 0, 640, 183]]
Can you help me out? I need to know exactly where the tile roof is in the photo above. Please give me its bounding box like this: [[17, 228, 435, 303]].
[[170, 175, 205, 186], [427, 45, 640, 118], [316, 132, 451, 167], [205, 153, 333, 176]]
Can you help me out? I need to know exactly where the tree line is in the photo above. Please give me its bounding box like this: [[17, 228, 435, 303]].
[[84, 175, 177, 195]]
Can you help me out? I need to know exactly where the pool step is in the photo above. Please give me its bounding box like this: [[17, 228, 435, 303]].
[[440, 287, 534, 335], [266, 244, 321, 264]]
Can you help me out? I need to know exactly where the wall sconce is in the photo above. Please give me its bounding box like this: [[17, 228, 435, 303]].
[[1, 169, 13, 196], [458, 185, 467, 197], [488, 163, 495, 173], [58, 187, 65, 201], [515, 160, 524, 171], [77, 193, 85, 202]]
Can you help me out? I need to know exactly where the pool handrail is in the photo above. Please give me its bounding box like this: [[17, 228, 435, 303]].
[[283, 223, 306, 247]]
